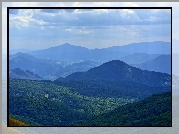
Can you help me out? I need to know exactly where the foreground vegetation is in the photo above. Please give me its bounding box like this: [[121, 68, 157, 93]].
[[71, 92, 171, 126], [9, 79, 135, 126]]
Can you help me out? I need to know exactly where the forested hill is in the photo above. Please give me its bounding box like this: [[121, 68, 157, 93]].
[[71, 91, 171, 126], [57, 60, 171, 87], [9, 79, 135, 126]]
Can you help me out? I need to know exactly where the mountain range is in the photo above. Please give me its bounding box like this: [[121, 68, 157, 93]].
[[9, 41, 172, 126], [29, 42, 170, 62], [29, 43, 129, 62], [9, 52, 103, 80], [9, 52, 62, 80], [9, 41, 171, 80], [9, 68, 43, 80]]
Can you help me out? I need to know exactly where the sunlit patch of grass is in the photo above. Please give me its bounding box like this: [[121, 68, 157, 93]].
[[9, 117, 28, 126]]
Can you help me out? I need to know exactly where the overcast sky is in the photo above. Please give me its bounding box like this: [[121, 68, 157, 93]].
[[2, 2, 179, 52]]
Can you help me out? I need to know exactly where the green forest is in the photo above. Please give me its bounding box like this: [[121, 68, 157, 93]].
[[72, 92, 171, 126], [9, 79, 171, 126]]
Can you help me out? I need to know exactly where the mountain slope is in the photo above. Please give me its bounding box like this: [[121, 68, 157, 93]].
[[61, 60, 171, 87], [72, 92, 171, 126], [10, 96, 87, 126], [9, 52, 103, 79], [134, 55, 171, 74], [9, 52, 63, 79], [9, 68, 43, 80], [54, 80, 170, 100], [30, 43, 90, 61], [10, 49, 33, 55], [120, 53, 160, 65], [106, 41, 171, 54], [57, 60, 103, 77]]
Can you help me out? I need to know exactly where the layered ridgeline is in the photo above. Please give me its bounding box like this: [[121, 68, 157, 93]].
[[10, 68, 43, 80], [9, 41, 171, 80], [9, 52, 63, 80], [9, 61, 171, 126], [9, 41, 171, 126], [9, 52, 102, 80]]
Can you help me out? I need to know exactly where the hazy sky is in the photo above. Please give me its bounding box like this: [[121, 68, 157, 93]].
[[8, 8, 171, 50], [2, 2, 179, 52]]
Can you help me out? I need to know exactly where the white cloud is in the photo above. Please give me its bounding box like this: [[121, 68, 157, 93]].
[[66, 29, 72, 32], [9, 12, 48, 30], [121, 9, 135, 14], [128, 31, 139, 37], [77, 30, 91, 34], [2, 2, 175, 52]]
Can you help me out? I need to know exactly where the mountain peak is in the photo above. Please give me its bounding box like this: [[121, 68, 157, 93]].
[[63, 60, 171, 87], [63, 43, 71, 45], [59, 43, 73, 47]]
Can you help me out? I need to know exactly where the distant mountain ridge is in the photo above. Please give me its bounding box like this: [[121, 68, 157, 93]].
[[9, 52, 103, 80], [133, 55, 171, 74], [10, 68, 43, 80], [29, 41, 170, 62], [10, 49, 34, 55], [105, 41, 171, 54], [120, 53, 160, 65], [9, 41, 171, 80], [29, 43, 129, 62], [9, 52, 63, 79]]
